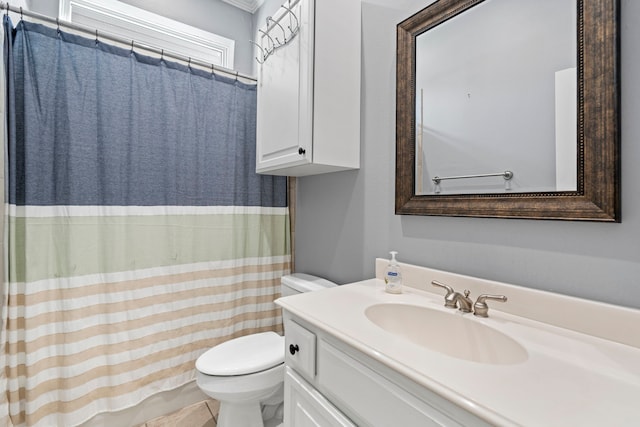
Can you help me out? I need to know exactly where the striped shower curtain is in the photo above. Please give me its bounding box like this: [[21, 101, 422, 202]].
[[1, 17, 290, 426]]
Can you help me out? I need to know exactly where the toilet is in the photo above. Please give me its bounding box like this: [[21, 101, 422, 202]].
[[195, 273, 337, 427]]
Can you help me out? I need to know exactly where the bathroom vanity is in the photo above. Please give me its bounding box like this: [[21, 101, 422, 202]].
[[276, 260, 640, 426], [281, 307, 491, 426]]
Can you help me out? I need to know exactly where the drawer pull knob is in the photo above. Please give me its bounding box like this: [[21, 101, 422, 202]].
[[298, 147, 306, 155], [289, 344, 299, 355]]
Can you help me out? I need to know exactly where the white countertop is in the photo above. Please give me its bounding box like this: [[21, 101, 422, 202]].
[[276, 278, 640, 426]]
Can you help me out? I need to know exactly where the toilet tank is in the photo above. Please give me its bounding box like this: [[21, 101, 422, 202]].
[[280, 273, 337, 297]]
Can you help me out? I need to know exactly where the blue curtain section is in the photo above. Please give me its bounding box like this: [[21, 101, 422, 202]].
[[5, 17, 286, 207]]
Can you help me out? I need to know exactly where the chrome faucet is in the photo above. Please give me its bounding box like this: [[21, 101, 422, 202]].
[[431, 280, 473, 313], [453, 289, 473, 313], [431, 280, 506, 317], [430, 280, 455, 307], [473, 294, 507, 317]]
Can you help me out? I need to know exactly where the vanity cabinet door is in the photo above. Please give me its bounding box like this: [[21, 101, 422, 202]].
[[317, 339, 491, 427], [284, 367, 356, 427]]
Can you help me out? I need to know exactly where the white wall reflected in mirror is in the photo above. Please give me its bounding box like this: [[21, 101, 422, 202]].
[[415, 0, 577, 195]]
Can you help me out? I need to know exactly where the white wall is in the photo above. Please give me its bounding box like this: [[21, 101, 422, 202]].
[[295, 0, 640, 310]]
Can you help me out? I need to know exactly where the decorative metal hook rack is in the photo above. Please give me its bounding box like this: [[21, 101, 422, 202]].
[[251, 0, 301, 64]]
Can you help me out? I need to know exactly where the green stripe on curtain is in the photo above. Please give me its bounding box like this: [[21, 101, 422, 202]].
[[8, 212, 290, 283]]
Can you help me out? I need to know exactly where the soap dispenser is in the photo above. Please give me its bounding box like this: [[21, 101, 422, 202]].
[[384, 251, 403, 294]]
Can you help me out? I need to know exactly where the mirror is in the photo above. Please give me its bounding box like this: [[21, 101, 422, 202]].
[[396, 0, 620, 221], [415, 0, 576, 195]]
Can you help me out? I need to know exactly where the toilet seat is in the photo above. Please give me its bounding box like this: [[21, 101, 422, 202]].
[[196, 332, 284, 376]]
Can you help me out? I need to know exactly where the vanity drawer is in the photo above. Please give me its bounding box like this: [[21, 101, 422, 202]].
[[318, 339, 482, 427], [285, 320, 317, 381]]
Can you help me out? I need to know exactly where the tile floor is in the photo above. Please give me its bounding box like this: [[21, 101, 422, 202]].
[[140, 400, 220, 427]]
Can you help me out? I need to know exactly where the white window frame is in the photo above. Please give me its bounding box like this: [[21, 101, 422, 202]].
[[58, 0, 235, 68]]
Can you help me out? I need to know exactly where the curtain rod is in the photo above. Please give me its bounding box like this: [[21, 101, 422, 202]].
[[0, 2, 257, 83]]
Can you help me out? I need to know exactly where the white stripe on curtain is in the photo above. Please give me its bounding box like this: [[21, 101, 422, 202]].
[[8, 205, 290, 218]]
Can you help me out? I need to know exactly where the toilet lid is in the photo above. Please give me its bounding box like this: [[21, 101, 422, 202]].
[[196, 332, 285, 376]]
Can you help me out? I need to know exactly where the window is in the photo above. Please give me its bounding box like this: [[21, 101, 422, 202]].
[[59, 0, 235, 68]]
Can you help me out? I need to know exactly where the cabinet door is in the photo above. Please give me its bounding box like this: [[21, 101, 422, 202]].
[[318, 340, 485, 427], [284, 367, 355, 427], [256, 0, 314, 173]]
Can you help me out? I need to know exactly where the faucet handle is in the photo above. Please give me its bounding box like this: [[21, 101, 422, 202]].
[[431, 280, 456, 308], [473, 294, 507, 317]]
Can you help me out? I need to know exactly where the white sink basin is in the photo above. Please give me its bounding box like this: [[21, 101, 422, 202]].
[[365, 303, 528, 365]]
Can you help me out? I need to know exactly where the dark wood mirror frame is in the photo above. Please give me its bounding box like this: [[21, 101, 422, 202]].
[[396, 0, 620, 221]]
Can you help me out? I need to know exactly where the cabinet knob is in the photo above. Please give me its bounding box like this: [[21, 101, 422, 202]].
[[289, 344, 299, 355], [298, 147, 306, 155]]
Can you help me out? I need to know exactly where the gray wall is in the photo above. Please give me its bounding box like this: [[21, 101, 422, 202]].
[[26, 0, 255, 76], [21, 0, 640, 309], [295, 0, 640, 310], [119, 0, 254, 75]]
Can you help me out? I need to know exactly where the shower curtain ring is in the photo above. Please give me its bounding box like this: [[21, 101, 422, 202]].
[[130, 39, 134, 53], [95, 29, 99, 44], [160, 49, 164, 60], [19, 6, 23, 19], [5, 4, 9, 17], [188, 57, 192, 68]]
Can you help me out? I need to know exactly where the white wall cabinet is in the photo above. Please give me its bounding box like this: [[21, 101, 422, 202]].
[[256, 0, 360, 176], [282, 312, 492, 427]]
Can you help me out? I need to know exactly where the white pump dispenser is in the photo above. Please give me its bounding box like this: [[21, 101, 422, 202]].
[[384, 251, 403, 294]]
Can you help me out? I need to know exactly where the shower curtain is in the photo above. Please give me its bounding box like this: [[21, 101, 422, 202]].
[[1, 17, 290, 427]]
